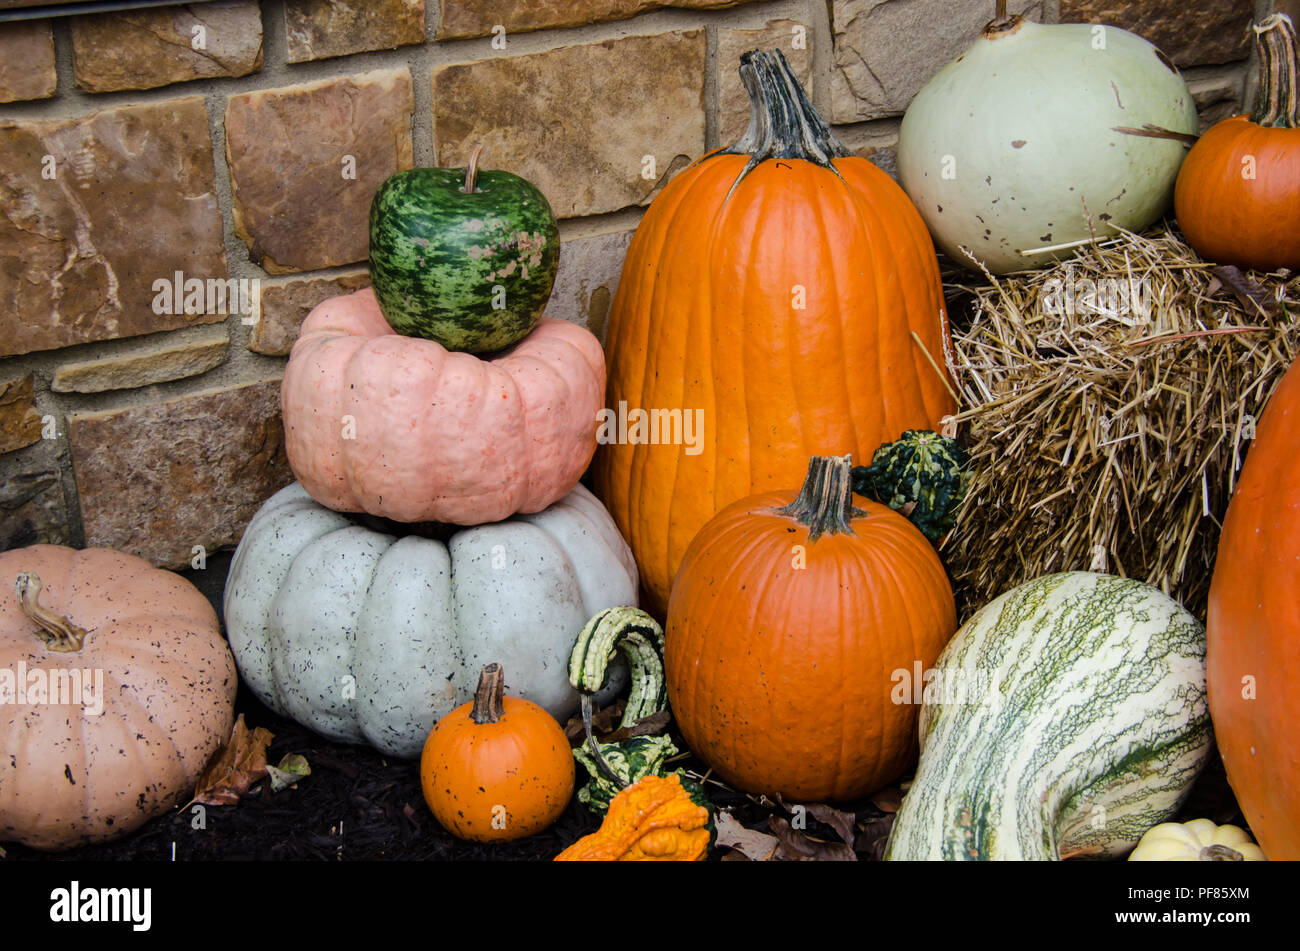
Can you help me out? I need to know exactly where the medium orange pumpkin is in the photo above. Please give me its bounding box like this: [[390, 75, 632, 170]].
[[419, 663, 574, 842], [1207, 358, 1300, 860], [592, 50, 955, 616], [665, 455, 956, 801], [0, 545, 236, 850], [1175, 14, 1300, 271]]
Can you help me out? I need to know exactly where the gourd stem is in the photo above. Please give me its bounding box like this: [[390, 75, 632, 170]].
[[773, 455, 865, 542], [985, 0, 1023, 35], [581, 695, 627, 786], [1200, 844, 1245, 861], [470, 663, 506, 724], [14, 572, 87, 653], [462, 144, 484, 193], [713, 49, 849, 193], [1252, 14, 1300, 129]]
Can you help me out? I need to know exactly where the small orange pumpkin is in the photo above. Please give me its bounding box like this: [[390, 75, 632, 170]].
[[554, 773, 710, 861], [666, 454, 957, 802], [420, 663, 574, 843], [1175, 14, 1300, 271]]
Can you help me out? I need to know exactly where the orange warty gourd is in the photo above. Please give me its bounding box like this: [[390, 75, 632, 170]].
[[0, 545, 236, 851], [1207, 358, 1300, 860], [1175, 14, 1300, 271], [554, 773, 710, 861], [665, 455, 957, 802], [593, 50, 955, 616], [420, 663, 574, 843]]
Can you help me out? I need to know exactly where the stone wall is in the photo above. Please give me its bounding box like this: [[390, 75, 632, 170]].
[[0, 0, 1272, 567]]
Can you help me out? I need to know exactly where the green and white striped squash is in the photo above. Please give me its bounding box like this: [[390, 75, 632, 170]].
[[568, 606, 667, 728], [885, 572, 1211, 861], [573, 734, 679, 814]]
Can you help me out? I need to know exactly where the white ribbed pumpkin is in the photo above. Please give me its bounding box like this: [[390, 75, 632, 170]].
[[1129, 820, 1265, 861], [898, 5, 1197, 273], [224, 482, 637, 758]]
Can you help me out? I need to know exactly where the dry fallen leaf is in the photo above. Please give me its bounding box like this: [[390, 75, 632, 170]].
[[870, 786, 903, 814], [1210, 264, 1282, 319], [715, 810, 778, 861], [770, 816, 858, 861], [855, 814, 897, 860], [600, 709, 672, 743], [191, 714, 274, 807], [775, 796, 857, 845], [266, 753, 311, 793], [564, 699, 626, 746]]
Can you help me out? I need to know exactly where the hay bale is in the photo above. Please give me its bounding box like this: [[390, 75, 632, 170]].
[[942, 228, 1300, 621]]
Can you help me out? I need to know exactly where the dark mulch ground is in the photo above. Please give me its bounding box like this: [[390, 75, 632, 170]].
[[2, 674, 882, 861], [4, 532, 1248, 863]]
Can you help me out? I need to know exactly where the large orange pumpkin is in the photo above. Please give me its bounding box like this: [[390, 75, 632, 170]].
[[1207, 358, 1300, 860], [0, 545, 236, 850], [592, 51, 955, 616], [665, 455, 956, 801], [1175, 14, 1300, 271]]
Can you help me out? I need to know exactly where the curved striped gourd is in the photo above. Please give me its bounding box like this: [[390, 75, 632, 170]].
[[568, 606, 666, 729], [573, 734, 679, 814], [886, 572, 1212, 861]]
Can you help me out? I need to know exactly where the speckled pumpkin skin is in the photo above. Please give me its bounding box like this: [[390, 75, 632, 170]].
[[281, 286, 605, 525], [224, 481, 638, 758], [420, 693, 574, 842], [0, 545, 236, 851]]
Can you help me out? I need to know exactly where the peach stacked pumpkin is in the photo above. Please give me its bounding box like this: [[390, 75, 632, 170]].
[[281, 288, 606, 525]]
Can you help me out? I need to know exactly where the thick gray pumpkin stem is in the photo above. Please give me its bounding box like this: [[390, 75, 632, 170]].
[[710, 49, 849, 199], [773, 455, 866, 542]]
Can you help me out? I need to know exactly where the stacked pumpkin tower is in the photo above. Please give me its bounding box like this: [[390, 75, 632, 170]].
[[222, 148, 639, 803]]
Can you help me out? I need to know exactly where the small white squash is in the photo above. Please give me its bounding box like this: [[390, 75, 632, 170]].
[[898, 4, 1197, 274], [224, 482, 637, 758], [1129, 820, 1266, 861]]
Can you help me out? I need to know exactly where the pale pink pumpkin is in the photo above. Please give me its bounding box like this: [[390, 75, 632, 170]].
[[282, 287, 606, 524], [0, 545, 236, 851]]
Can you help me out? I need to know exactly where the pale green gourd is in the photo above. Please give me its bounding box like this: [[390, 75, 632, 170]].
[[898, 3, 1197, 274]]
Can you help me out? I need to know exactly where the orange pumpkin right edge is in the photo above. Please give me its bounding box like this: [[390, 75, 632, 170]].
[[1207, 358, 1300, 860]]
